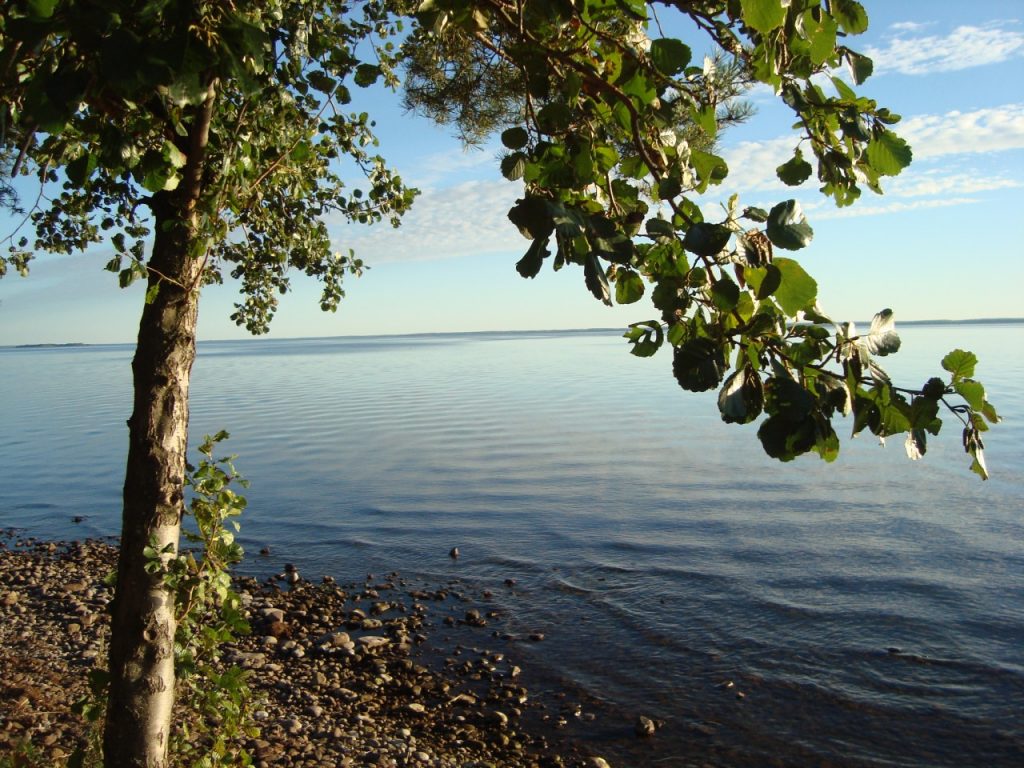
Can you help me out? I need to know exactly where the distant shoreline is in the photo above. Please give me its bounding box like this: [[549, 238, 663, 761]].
[[11, 342, 87, 349], [3, 317, 1022, 349]]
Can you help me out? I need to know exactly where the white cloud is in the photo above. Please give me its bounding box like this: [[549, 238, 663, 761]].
[[865, 22, 1024, 75], [408, 145, 497, 188], [901, 104, 1024, 157], [717, 104, 1024, 200], [811, 197, 981, 220], [889, 21, 934, 33], [333, 179, 523, 263], [719, 135, 801, 192], [887, 171, 1020, 198]]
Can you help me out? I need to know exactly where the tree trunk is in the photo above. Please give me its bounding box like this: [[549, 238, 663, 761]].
[[103, 194, 203, 767]]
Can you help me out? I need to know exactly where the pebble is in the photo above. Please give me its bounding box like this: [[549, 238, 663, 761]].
[[0, 533, 599, 768], [635, 715, 658, 737]]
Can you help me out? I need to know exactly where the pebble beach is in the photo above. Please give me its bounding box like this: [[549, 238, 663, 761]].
[[0, 532, 622, 768]]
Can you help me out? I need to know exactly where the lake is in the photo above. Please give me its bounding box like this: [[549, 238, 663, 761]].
[[2, 322, 1022, 766]]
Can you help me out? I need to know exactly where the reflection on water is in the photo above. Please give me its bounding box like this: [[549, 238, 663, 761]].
[[2, 324, 1023, 766]]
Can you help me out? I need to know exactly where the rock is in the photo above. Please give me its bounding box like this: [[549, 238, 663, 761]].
[[449, 547, 459, 559], [260, 607, 285, 623], [528, 632, 545, 642], [487, 710, 509, 727], [590, 758, 612, 768], [635, 715, 657, 737], [358, 635, 390, 650], [2, 591, 19, 606], [264, 621, 290, 639]]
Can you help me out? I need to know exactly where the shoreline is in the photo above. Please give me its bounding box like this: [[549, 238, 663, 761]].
[[0, 532, 608, 767]]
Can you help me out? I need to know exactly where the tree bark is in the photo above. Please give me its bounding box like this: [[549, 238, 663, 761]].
[[103, 81, 216, 768], [103, 195, 203, 767]]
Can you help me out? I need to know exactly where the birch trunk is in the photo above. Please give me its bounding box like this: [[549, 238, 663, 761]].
[[103, 83, 216, 766], [103, 195, 203, 766]]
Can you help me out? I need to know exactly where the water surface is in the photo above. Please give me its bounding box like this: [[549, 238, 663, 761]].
[[2, 323, 1022, 766]]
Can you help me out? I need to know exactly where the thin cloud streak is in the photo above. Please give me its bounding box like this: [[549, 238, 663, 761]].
[[901, 104, 1024, 157], [810, 197, 980, 220], [865, 22, 1024, 75], [718, 105, 1024, 197], [333, 180, 522, 263], [325, 104, 1024, 265]]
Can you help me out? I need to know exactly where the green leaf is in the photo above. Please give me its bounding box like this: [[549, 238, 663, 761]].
[[941, 349, 977, 381], [746, 263, 782, 300], [806, 12, 839, 66], [624, 321, 663, 357], [866, 130, 912, 176], [955, 380, 986, 411], [982, 400, 1001, 425], [650, 38, 691, 76], [757, 413, 817, 461], [718, 367, 764, 424], [501, 126, 532, 148], [584, 253, 611, 305], [740, 0, 787, 34], [163, 141, 187, 169], [710, 277, 740, 311], [537, 102, 572, 133], [776, 149, 813, 186], [119, 268, 138, 288], [846, 51, 874, 84], [66, 153, 98, 186], [515, 238, 549, 279], [831, 0, 869, 34], [766, 200, 814, 251], [672, 337, 727, 392], [683, 223, 732, 257], [615, 269, 645, 304], [26, 0, 59, 18], [501, 152, 527, 181], [690, 149, 728, 188], [657, 176, 682, 200], [307, 69, 337, 94], [743, 207, 769, 223], [773, 258, 818, 315], [354, 64, 381, 87], [508, 197, 554, 240], [963, 427, 989, 480], [645, 218, 674, 239], [689, 105, 717, 138], [857, 309, 901, 356]]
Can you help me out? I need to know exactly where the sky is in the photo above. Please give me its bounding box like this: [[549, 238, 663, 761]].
[[1, 1, 1022, 345]]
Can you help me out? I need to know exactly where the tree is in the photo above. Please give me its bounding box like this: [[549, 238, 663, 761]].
[[0, 0, 998, 765], [1, 2, 415, 765], [403, 0, 998, 475]]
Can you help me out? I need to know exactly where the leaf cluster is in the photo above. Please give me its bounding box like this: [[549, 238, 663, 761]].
[[1, 0, 418, 332], [143, 432, 260, 767], [408, 0, 995, 478]]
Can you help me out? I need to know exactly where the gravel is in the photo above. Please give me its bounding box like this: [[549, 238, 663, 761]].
[[0, 531, 611, 767]]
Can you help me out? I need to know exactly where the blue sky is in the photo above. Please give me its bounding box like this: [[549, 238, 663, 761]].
[[1, 2, 1022, 345]]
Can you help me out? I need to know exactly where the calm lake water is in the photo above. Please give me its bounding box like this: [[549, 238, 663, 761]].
[[2, 323, 1022, 767]]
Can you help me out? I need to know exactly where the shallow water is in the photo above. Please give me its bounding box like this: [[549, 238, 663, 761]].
[[2, 323, 1022, 766]]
